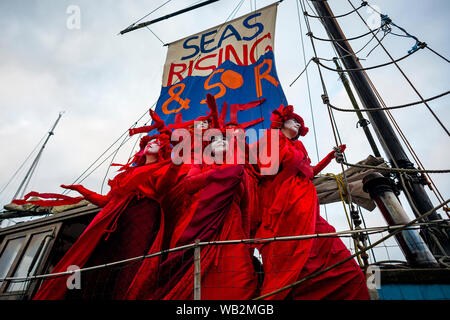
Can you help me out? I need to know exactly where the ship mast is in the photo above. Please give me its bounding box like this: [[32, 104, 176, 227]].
[[310, 1, 449, 256], [12, 112, 64, 201]]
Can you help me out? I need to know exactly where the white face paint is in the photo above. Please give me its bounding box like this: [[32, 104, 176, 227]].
[[195, 120, 209, 130], [282, 118, 301, 137], [144, 139, 161, 155], [211, 135, 229, 154]]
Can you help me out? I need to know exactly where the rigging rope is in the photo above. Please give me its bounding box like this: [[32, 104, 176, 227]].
[[304, 1, 367, 19], [295, 0, 328, 220], [308, 27, 381, 42], [341, 161, 450, 174], [299, 0, 360, 257], [347, 0, 450, 136], [314, 48, 421, 72], [327, 90, 450, 112], [2, 218, 448, 283], [348, 0, 450, 214], [0, 133, 47, 199], [300, 0, 448, 245], [253, 198, 450, 300]]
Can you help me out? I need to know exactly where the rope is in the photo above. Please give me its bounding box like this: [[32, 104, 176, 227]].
[[314, 48, 420, 72], [2, 218, 448, 283], [327, 90, 450, 112], [61, 109, 150, 196], [308, 28, 381, 43], [326, 173, 363, 266], [304, 1, 367, 19], [341, 161, 450, 174], [347, 0, 450, 136], [302, 0, 363, 265], [426, 46, 450, 64], [302, 0, 447, 228], [289, 58, 313, 87], [0, 133, 47, 199], [120, 0, 173, 33], [295, 0, 326, 223], [253, 198, 450, 300], [145, 26, 166, 45]]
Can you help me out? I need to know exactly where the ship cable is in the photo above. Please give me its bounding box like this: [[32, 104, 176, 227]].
[[253, 198, 450, 300], [1, 218, 448, 284], [294, 0, 330, 221], [305, 0, 450, 216], [300, 0, 366, 265], [327, 90, 450, 112], [348, 0, 450, 136], [304, 1, 367, 19], [301, 0, 448, 262], [348, 0, 450, 214]]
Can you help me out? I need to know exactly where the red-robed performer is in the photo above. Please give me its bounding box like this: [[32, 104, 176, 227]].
[[128, 123, 258, 299], [255, 105, 369, 300], [30, 122, 174, 300]]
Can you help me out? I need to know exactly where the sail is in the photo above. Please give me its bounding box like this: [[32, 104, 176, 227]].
[[153, 2, 287, 130]]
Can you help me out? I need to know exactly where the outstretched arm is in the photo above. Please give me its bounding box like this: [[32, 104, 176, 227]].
[[183, 164, 212, 194], [155, 162, 183, 194], [206, 93, 220, 129], [60, 184, 112, 207], [312, 144, 346, 176]]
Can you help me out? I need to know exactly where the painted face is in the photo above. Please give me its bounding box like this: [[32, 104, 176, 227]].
[[144, 138, 161, 155], [195, 120, 209, 130], [283, 118, 301, 136], [211, 135, 229, 154]]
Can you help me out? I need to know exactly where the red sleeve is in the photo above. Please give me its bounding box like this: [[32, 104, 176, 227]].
[[183, 164, 211, 194], [61, 184, 112, 207], [155, 163, 182, 193], [312, 152, 334, 176]]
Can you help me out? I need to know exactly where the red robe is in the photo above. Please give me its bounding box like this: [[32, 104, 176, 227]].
[[33, 160, 171, 300], [256, 131, 368, 300], [129, 164, 258, 300], [256, 131, 317, 300]]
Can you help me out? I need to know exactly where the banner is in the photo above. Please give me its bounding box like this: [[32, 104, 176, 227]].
[[153, 2, 287, 130]]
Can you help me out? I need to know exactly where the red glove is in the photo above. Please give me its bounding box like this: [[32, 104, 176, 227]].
[[149, 109, 165, 130], [270, 105, 284, 129], [206, 94, 220, 129], [61, 184, 110, 208], [312, 144, 346, 176]]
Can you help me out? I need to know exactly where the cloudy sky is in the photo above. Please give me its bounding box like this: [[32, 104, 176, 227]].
[[0, 0, 449, 261]]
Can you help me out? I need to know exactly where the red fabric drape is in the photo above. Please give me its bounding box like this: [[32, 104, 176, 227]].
[[127, 164, 258, 300], [288, 215, 370, 300], [33, 161, 170, 300]]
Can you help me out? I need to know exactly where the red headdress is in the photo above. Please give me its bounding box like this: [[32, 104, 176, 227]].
[[115, 133, 172, 171], [270, 104, 309, 139]]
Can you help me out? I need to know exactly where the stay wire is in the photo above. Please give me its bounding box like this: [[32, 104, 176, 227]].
[[0, 132, 47, 199], [3, 218, 448, 283], [123, 0, 173, 31], [348, 0, 450, 136], [300, 0, 359, 256], [253, 198, 450, 300], [304, 1, 367, 19], [314, 48, 420, 73], [295, 0, 327, 219], [349, 0, 449, 211], [61, 108, 150, 196], [327, 90, 450, 112], [65, 0, 248, 196]]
